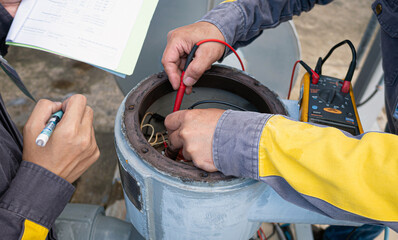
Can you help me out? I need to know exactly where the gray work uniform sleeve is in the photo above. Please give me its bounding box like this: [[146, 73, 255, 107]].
[[0, 2, 12, 56], [213, 109, 398, 231], [213, 110, 272, 179], [208, 0, 398, 231], [0, 161, 75, 239], [205, 0, 334, 175], [0, 95, 75, 239], [200, 0, 332, 57], [0, 4, 75, 239]]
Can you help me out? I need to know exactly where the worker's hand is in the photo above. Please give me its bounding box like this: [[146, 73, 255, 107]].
[[1, 0, 21, 17], [165, 109, 225, 172], [23, 94, 100, 183], [162, 22, 225, 94]]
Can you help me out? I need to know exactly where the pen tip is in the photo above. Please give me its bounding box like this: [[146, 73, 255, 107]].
[[36, 139, 45, 147]]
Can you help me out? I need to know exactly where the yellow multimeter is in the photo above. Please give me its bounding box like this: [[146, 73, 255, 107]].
[[299, 40, 363, 136], [299, 73, 363, 135]]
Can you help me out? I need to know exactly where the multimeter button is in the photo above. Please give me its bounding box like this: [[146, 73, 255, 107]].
[[347, 112, 353, 117], [324, 108, 342, 114], [312, 105, 318, 110], [312, 96, 318, 99]]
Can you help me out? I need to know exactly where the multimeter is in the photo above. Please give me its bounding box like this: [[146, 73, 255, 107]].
[[299, 40, 363, 136]]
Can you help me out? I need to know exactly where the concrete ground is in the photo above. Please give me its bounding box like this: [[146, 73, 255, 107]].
[[0, 0, 395, 239]]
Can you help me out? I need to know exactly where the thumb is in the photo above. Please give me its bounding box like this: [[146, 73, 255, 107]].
[[183, 57, 211, 87], [183, 55, 215, 87], [30, 100, 62, 126], [183, 43, 224, 87], [24, 100, 62, 138]]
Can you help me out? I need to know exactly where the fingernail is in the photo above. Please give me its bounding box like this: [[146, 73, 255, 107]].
[[184, 77, 196, 86], [55, 102, 62, 107]]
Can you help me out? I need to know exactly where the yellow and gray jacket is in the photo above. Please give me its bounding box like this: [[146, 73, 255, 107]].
[[205, 0, 398, 232], [214, 111, 398, 231]]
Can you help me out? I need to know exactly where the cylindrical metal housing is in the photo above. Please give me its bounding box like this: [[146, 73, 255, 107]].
[[115, 65, 287, 239]]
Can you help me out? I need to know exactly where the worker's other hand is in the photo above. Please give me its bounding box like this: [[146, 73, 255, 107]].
[[1, 0, 21, 17], [162, 22, 225, 94], [165, 109, 225, 172], [23, 94, 100, 183]]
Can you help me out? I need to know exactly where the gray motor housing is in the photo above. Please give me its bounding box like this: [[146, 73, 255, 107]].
[[55, 203, 143, 240]]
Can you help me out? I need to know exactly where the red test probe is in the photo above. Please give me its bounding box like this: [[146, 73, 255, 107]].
[[172, 39, 245, 112]]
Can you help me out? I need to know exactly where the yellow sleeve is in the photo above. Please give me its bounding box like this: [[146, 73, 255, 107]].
[[258, 115, 398, 223]]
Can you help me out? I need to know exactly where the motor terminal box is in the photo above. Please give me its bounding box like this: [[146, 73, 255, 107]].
[[299, 73, 363, 136]]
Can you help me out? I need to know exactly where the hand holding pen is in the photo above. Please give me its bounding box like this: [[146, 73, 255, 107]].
[[36, 110, 63, 147], [22, 95, 100, 183]]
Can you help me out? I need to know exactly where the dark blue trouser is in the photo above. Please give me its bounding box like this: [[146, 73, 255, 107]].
[[323, 225, 385, 240]]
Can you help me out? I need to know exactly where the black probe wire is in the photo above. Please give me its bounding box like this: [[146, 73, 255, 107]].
[[144, 113, 166, 136], [188, 100, 248, 111], [357, 77, 384, 107], [267, 224, 276, 239], [317, 40, 356, 83], [356, 88, 378, 107], [321, 40, 356, 68]]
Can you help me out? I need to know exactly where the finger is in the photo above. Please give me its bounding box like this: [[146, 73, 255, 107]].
[[28, 99, 62, 128], [66, 126, 97, 183], [81, 106, 94, 129], [163, 62, 181, 90], [81, 126, 99, 164], [165, 111, 189, 152], [164, 111, 186, 132], [179, 58, 187, 71], [167, 129, 184, 152], [183, 41, 225, 87], [181, 146, 192, 162], [91, 126, 98, 156], [80, 106, 94, 135], [87, 126, 99, 163], [162, 44, 184, 90], [61, 97, 70, 112], [185, 86, 193, 95], [61, 94, 87, 125], [183, 55, 214, 87]]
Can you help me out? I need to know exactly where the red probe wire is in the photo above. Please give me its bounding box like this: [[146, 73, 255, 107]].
[[257, 230, 263, 240], [257, 227, 268, 240], [196, 39, 245, 72], [288, 60, 320, 99], [173, 39, 245, 112], [260, 227, 267, 240], [288, 60, 301, 100]]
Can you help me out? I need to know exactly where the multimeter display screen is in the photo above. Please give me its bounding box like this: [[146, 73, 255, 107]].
[[309, 118, 359, 135]]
